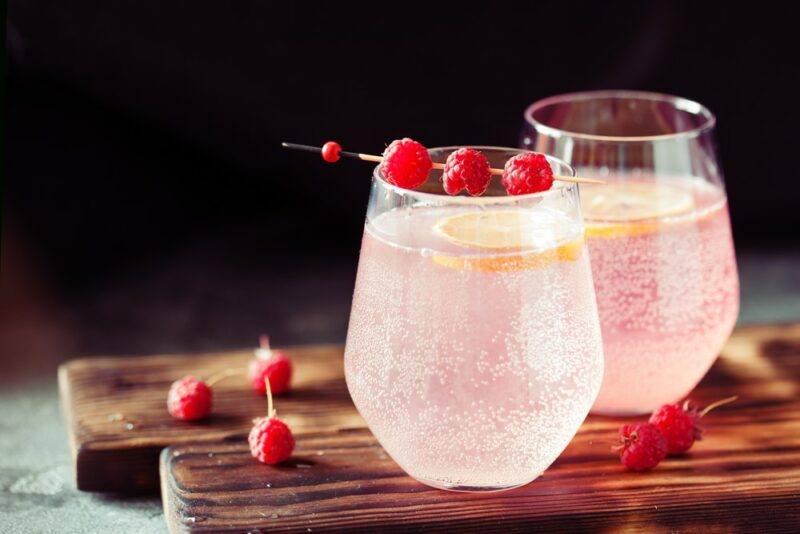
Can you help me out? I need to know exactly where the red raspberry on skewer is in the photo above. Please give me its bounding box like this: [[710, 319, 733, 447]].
[[248, 335, 292, 395], [442, 148, 492, 196], [649, 396, 738, 455], [249, 377, 295, 464], [167, 375, 213, 421], [380, 138, 432, 190], [617, 423, 668, 471], [501, 152, 554, 195]]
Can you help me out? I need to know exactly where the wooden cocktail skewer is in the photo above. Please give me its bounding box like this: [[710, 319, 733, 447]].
[[281, 142, 604, 185]]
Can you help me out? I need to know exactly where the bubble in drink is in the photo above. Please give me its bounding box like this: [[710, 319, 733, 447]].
[[345, 203, 604, 490], [582, 177, 739, 414]]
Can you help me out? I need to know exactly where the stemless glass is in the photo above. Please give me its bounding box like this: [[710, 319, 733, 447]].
[[344, 147, 604, 491], [522, 91, 740, 415]]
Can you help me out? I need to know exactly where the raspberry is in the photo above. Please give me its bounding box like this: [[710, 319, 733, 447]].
[[249, 351, 292, 395], [167, 375, 212, 421], [649, 402, 700, 455], [249, 416, 295, 464], [442, 148, 492, 196], [617, 423, 667, 471], [380, 138, 432, 190], [649, 396, 737, 455], [249, 370, 295, 465], [501, 152, 554, 195], [321, 141, 341, 163]]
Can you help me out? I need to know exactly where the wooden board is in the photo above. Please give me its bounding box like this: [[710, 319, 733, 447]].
[[58, 344, 364, 492], [159, 324, 800, 532], [59, 325, 800, 530]]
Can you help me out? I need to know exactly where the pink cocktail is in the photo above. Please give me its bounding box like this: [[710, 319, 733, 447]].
[[584, 178, 738, 413], [523, 91, 740, 414], [344, 147, 604, 491]]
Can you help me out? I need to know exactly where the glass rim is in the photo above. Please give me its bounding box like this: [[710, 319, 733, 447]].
[[372, 145, 577, 206], [524, 90, 717, 142]]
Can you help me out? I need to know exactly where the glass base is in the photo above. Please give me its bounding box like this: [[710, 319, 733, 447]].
[[412, 475, 539, 493]]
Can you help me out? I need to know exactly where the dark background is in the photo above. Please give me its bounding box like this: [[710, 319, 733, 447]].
[[3, 2, 799, 374]]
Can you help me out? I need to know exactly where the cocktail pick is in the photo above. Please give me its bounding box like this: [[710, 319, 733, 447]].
[[281, 141, 604, 185]]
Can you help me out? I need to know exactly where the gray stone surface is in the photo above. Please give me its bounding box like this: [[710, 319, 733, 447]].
[[0, 250, 798, 532], [0, 381, 165, 533]]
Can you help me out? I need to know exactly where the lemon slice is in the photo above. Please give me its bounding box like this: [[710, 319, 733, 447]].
[[433, 210, 572, 251], [432, 240, 583, 272], [432, 209, 583, 271], [581, 182, 694, 222], [581, 181, 695, 238]]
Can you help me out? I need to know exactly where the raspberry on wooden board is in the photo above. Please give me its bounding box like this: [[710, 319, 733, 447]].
[[617, 423, 668, 471], [248, 372, 296, 465], [649, 403, 700, 455], [649, 396, 738, 455], [249, 417, 296, 464], [167, 376, 213, 421], [249, 352, 292, 395]]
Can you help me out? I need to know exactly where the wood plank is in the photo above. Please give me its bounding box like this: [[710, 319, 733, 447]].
[[59, 344, 364, 492], [159, 324, 800, 532]]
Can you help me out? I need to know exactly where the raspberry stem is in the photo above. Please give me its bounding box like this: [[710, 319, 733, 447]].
[[265, 377, 275, 418], [699, 395, 738, 417], [255, 334, 273, 361], [206, 368, 245, 387]]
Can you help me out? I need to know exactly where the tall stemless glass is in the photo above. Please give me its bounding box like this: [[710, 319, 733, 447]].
[[522, 91, 740, 415], [344, 147, 604, 492]]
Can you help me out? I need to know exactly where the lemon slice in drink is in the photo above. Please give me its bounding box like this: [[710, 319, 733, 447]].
[[433, 210, 574, 250], [432, 210, 583, 271], [581, 181, 695, 238]]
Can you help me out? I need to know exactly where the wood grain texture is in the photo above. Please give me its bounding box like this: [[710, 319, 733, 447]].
[[59, 325, 800, 530], [159, 324, 800, 532], [59, 344, 363, 492]]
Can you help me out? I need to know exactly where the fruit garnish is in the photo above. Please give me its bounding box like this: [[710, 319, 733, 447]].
[[282, 142, 601, 194], [432, 241, 583, 272], [442, 147, 492, 196], [167, 375, 213, 421], [581, 182, 695, 222], [380, 137, 433, 190], [432, 209, 583, 272], [249, 335, 292, 395], [581, 181, 696, 239], [249, 378, 295, 465], [649, 396, 738, 455], [501, 152, 554, 195], [321, 141, 341, 162], [434, 210, 574, 250], [616, 422, 668, 471]]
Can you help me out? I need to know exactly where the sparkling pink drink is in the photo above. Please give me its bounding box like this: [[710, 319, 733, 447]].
[[584, 178, 739, 414], [344, 149, 604, 491], [522, 90, 741, 415]]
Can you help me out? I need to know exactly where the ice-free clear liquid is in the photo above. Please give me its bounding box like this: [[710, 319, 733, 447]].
[[344, 205, 604, 490], [585, 178, 739, 414]]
